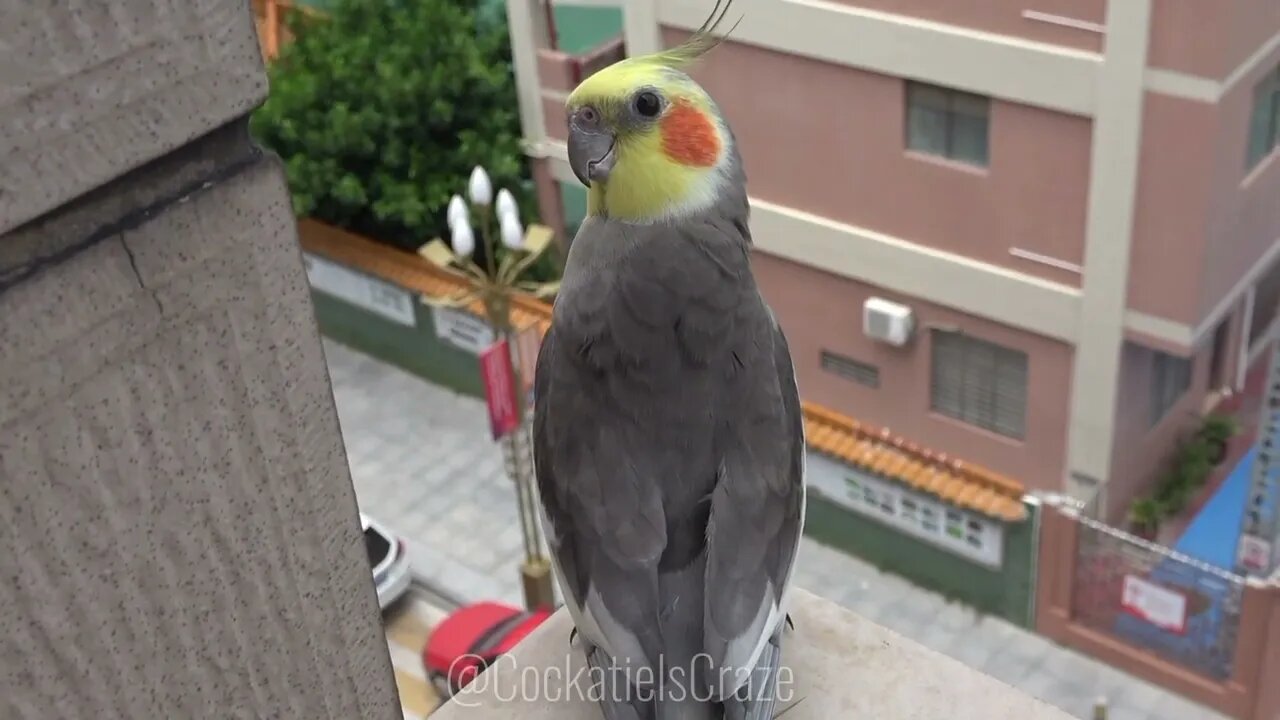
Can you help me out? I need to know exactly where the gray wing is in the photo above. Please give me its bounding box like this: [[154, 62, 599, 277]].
[[703, 311, 806, 707], [532, 326, 668, 692]]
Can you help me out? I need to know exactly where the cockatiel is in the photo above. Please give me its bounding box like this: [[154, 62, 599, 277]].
[[532, 3, 805, 719]]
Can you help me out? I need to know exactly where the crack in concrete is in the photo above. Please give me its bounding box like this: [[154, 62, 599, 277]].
[[0, 146, 261, 297]]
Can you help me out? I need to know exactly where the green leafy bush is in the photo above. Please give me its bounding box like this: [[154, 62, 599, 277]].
[[1128, 497, 1162, 536], [251, 0, 536, 262], [1198, 413, 1239, 454], [1155, 439, 1206, 516], [1133, 412, 1238, 530]]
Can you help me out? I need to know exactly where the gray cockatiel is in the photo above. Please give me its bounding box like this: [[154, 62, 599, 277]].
[[532, 5, 805, 720]]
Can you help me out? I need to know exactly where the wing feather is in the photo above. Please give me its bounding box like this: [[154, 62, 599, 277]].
[[702, 313, 805, 699]]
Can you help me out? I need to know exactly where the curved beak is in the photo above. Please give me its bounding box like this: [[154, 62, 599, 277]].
[[567, 127, 617, 187]]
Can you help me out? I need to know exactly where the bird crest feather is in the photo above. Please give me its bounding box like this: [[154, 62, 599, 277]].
[[640, 0, 742, 71]]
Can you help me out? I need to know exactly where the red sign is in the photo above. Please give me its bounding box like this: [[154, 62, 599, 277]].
[[480, 339, 520, 440]]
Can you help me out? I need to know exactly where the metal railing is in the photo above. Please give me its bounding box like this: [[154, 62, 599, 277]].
[[1070, 513, 1246, 680]]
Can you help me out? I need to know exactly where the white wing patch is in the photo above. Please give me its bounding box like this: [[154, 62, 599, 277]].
[[712, 583, 780, 698], [542, 507, 652, 680]]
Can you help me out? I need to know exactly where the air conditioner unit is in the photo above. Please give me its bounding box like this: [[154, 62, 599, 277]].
[[863, 297, 915, 347]]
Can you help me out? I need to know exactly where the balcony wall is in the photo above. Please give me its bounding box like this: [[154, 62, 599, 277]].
[[830, 0, 1106, 52], [429, 589, 1078, 720], [538, 36, 626, 144], [1149, 0, 1280, 78], [664, 28, 1093, 287]]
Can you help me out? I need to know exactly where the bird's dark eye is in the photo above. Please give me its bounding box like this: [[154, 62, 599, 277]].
[[634, 91, 661, 118]]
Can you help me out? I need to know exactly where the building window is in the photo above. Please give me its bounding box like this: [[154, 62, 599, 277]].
[[1150, 351, 1192, 427], [1246, 64, 1280, 171], [1251, 259, 1280, 347], [906, 81, 991, 167], [820, 350, 880, 388], [930, 330, 1028, 439]]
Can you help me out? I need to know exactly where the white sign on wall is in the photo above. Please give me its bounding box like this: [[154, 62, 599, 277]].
[[1236, 535, 1272, 573], [303, 252, 416, 327], [1120, 575, 1188, 634], [806, 452, 1006, 568], [431, 305, 494, 355]]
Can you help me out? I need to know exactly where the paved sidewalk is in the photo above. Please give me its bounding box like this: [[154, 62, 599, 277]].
[[384, 592, 449, 720], [326, 339, 1226, 720]]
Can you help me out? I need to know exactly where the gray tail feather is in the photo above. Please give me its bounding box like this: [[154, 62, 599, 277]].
[[587, 645, 652, 720], [721, 635, 783, 720]]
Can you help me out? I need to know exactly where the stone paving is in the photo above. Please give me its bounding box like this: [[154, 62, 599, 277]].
[[325, 338, 1227, 720]]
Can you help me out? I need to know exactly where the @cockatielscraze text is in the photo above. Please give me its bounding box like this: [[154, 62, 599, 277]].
[[446, 652, 798, 707]]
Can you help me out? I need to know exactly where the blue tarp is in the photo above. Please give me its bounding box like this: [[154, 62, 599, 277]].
[[1172, 446, 1253, 570], [1099, 447, 1254, 680]]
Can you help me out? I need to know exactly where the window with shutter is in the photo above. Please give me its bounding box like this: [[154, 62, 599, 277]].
[[930, 330, 1028, 439]]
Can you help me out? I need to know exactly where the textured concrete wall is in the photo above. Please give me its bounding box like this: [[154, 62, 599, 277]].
[[0, 1, 400, 718]]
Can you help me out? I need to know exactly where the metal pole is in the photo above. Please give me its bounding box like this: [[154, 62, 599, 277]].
[[476, 202, 555, 610]]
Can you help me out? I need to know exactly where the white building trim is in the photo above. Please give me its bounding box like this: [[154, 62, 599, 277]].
[[1124, 310, 1194, 348], [536, 141, 1082, 343], [656, 0, 1101, 116], [1064, 0, 1153, 505], [1148, 30, 1280, 104], [624, 0, 662, 57], [653, 1, 1278, 112], [1142, 69, 1223, 103], [1123, 236, 1280, 350], [504, 0, 550, 143]]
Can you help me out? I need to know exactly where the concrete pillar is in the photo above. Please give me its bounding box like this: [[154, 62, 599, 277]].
[[1063, 0, 1153, 512], [1033, 499, 1081, 638], [1242, 582, 1280, 720], [0, 1, 399, 715]]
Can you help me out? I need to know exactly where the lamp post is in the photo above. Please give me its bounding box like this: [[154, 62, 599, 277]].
[[418, 166, 559, 610]]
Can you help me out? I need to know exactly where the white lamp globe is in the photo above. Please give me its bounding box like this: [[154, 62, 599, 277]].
[[468, 166, 493, 206], [446, 194, 468, 231], [495, 188, 519, 224], [450, 216, 476, 258], [499, 213, 524, 251]]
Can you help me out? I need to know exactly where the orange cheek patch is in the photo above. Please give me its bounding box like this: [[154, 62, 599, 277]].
[[660, 101, 721, 168]]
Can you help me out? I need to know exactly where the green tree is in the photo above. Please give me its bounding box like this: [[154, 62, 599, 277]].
[[252, 0, 538, 268]]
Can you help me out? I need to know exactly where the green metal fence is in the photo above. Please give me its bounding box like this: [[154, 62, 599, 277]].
[[309, 278, 489, 399], [804, 472, 1040, 628]]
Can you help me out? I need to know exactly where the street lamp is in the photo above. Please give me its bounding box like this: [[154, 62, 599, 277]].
[[417, 166, 559, 610]]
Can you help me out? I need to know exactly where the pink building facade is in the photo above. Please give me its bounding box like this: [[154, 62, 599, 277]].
[[507, 0, 1280, 523]]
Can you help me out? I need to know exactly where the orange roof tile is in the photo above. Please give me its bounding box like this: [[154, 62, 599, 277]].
[[297, 219, 1028, 522], [803, 402, 1027, 522]]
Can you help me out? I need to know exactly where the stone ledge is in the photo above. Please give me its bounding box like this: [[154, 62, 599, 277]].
[[431, 589, 1075, 719]]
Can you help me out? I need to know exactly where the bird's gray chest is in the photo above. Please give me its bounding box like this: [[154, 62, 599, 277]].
[[552, 259, 724, 479]]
